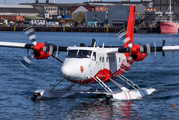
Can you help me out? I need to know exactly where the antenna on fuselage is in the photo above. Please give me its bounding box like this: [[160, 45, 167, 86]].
[[91, 39, 96, 47], [97, 40, 99, 47], [93, 42, 96, 47], [102, 43, 104, 48]]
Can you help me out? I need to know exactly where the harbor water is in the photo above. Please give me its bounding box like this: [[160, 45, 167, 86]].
[[0, 31, 179, 119]]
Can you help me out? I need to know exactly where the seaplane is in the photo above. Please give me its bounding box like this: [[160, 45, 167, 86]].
[[0, 5, 179, 101]]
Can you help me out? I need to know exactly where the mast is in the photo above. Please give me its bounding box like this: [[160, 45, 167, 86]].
[[169, 0, 172, 22]]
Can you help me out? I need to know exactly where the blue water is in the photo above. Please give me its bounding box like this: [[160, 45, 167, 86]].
[[0, 31, 179, 119]]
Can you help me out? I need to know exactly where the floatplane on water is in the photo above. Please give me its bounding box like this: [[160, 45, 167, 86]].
[[0, 5, 179, 101]]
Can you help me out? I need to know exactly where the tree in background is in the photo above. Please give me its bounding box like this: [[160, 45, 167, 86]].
[[73, 12, 86, 22]]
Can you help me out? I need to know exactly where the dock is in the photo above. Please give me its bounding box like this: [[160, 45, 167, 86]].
[[0, 26, 161, 33]]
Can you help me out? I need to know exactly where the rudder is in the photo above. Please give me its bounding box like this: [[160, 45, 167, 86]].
[[124, 5, 136, 48]]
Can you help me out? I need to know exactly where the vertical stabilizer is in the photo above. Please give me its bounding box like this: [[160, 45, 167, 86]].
[[124, 5, 136, 47]]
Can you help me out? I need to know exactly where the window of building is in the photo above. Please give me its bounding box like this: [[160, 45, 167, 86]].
[[67, 12, 70, 15]]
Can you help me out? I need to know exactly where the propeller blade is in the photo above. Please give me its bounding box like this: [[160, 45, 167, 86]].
[[43, 43, 61, 56], [24, 27, 37, 45], [55, 44, 59, 57], [19, 55, 33, 68], [162, 40, 165, 56]]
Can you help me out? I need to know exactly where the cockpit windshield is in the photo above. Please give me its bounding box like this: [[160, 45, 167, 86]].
[[67, 50, 92, 58]]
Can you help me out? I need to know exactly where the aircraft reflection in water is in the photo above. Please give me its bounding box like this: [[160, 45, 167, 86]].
[[33, 99, 139, 120]]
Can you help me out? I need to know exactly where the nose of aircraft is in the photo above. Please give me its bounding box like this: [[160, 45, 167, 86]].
[[61, 63, 76, 80], [61, 58, 90, 80]]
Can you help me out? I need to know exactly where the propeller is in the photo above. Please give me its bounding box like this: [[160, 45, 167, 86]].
[[24, 26, 37, 45], [19, 27, 36, 68], [19, 27, 62, 68], [116, 30, 160, 62]]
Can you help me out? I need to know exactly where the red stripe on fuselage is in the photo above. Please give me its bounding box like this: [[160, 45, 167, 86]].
[[67, 63, 130, 85], [125, 92, 128, 99], [128, 92, 131, 99]]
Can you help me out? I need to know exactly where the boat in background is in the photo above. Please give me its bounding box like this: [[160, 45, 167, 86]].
[[160, 0, 179, 34], [160, 22, 179, 34]]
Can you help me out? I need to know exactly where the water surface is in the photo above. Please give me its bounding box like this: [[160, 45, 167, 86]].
[[0, 32, 179, 119]]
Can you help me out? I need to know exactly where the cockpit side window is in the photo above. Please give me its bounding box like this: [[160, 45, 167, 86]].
[[78, 50, 92, 58], [67, 50, 92, 58], [66, 50, 78, 57], [92, 52, 96, 61]]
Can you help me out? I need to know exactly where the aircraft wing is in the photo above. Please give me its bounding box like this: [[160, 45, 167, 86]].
[[140, 45, 179, 53], [161, 46, 179, 52], [0, 41, 67, 51], [0, 41, 33, 49]]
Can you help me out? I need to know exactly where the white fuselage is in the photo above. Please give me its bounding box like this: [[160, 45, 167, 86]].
[[61, 46, 130, 84]]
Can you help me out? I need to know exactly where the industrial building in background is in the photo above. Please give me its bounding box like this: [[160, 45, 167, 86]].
[[0, 0, 179, 29]]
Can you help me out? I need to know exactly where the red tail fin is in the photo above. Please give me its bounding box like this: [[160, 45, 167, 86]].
[[124, 5, 136, 47]]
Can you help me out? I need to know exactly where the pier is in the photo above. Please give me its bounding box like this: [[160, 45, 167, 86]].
[[0, 26, 161, 33]]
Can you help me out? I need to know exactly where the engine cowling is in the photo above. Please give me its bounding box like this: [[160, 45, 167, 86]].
[[131, 44, 147, 61], [33, 43, 51, 59]]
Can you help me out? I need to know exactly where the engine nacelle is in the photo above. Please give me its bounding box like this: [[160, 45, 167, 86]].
[[131, 44, 147, 61], [33, 43, 51, 59]]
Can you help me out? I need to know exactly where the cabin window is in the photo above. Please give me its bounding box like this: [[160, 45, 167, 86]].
[[102, 57, 104, 63], [113, 56, 115, 63], [119, 57, 121, 63], [106, 57, 108, 63], [67, 50, 92, 58]]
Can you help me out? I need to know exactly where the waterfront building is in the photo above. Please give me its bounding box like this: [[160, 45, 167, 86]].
[[23, 16, 45, 25], [0, 4, 40, 16], [153, 0, 179, 12], [108, 5, 145, 27], [71, 5, 95, 15], [85, 11, 106, 27]]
